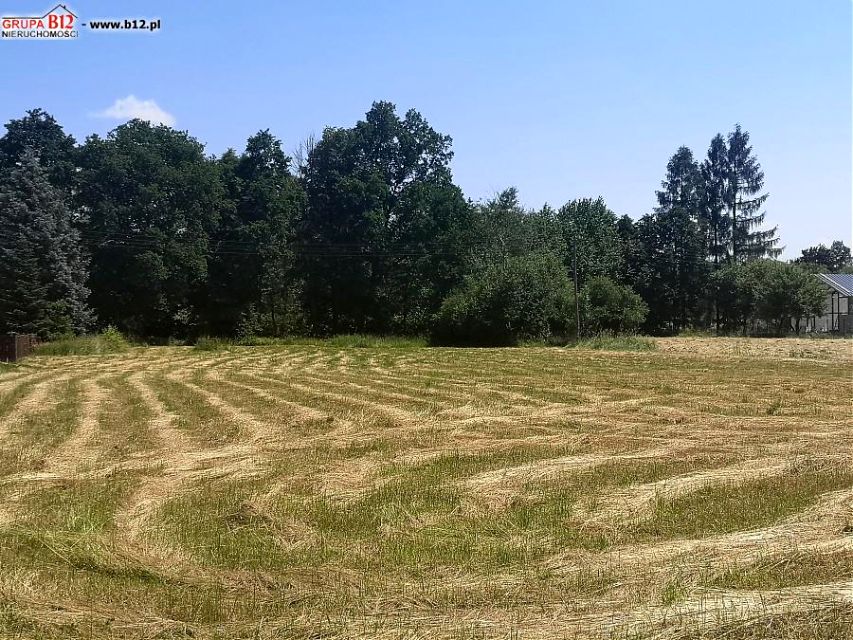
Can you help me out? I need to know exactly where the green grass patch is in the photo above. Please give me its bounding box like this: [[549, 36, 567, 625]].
[[192, 336, 234, 351], [573, 335, 657, 351], [0, 379, 82, 475], [94, 375, 157, 457], [34, 327, 130, 356], [271, 334, 427, 348], [633, 465, 853, 540], [708, 550, 853, 590], [155, 479, 322, 569], [280, 452, 725, 573], [191, 334, 428, 349], [381, 445, 579, 480], [0, 377, 40, 419], [146, 375, 240, 444], [14, 474, 136, 533]]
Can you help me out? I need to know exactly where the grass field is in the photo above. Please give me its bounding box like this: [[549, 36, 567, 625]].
[[0, 337, 851, 639]]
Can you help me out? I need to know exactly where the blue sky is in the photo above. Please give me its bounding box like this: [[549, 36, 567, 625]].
[[2, 0, 850, 256]]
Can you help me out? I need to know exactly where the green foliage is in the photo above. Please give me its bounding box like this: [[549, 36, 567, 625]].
[[701, 134, 732, 268], [0, 108, 77, 195], [433, 254, 575, 346], [300, 101, 468, 335], [557, 197, 622, 286], [699, 127, 781, 267], [463, 190, 565, 271], [629, 129, 781, 334], [630, 147, 708, 334], [581, 277, 648, 336], [0, 151, 92, 339], [711, 261, 825, 335], [725, 125, 781, 262], [205, 131, 306, 337], [795, 241, 851, 273], [77, 120, 223, 338], [35, 326, 130, 355], [302, 334, 427, 348], [0, 106, 809, 342]]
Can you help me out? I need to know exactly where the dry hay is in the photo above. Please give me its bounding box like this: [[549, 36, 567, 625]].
[[0, 337, 850, 639]]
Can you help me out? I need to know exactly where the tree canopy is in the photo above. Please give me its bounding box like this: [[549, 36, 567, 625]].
[[0, 105, 834, 341]]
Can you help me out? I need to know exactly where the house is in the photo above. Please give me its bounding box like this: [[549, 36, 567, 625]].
[[808, 274, 853, 334]]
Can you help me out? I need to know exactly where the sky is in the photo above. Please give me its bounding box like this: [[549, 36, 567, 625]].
[[1, 0, 850, 257]]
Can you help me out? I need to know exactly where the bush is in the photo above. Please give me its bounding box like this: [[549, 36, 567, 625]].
[[581, 277, 647, 336], [432, 254, 575, 346], [34, 326, 130, 356]]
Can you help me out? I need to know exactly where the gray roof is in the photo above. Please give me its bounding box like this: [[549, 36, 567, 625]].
[[817, 273, 853, 296]]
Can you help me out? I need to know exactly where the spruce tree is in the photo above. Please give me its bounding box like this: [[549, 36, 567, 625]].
[[643, 146, 707, 331], [0, 150, 92, 338], [700, 134, 732, 268], [725, 125, 781, 261]]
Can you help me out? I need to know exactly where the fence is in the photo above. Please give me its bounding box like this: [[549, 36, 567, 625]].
[[0, 334, 38, 362]]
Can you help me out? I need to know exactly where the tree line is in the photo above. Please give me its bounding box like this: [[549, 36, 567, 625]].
[[0, 104, 849, 344]]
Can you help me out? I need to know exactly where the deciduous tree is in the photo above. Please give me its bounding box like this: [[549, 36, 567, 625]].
[[795, 241, 851, 273], [77, 120, 222, 338]]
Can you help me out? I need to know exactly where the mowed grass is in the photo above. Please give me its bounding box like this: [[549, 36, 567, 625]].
[[0, 378, 82, 476], [0, 338, 850, 639], [633, 464, 853, 540], [709, 549, 853, 590]]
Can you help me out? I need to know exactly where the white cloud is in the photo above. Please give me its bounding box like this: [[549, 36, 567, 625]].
[[94, 95, 175, 126]]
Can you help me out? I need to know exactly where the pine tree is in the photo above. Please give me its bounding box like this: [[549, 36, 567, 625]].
[[725, 125, 781, 261], [0, 151, 92, 338]]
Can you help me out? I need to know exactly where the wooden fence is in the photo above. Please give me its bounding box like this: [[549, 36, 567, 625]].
[[0, 334, 38, 362]]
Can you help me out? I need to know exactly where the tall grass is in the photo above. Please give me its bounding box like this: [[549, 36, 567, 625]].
[[34, 326, 130, 356], [194, 334, 427, 350], [192, 336, 233, 351], [573, 335, 657, 351]]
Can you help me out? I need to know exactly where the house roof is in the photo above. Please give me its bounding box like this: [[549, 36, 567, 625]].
[[817, 273, 853, 297]]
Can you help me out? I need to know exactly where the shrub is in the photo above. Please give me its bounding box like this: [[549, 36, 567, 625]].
[[34, 326, 130, 356], [432, 254, 575, 346], [581, 277, 647, 336]]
